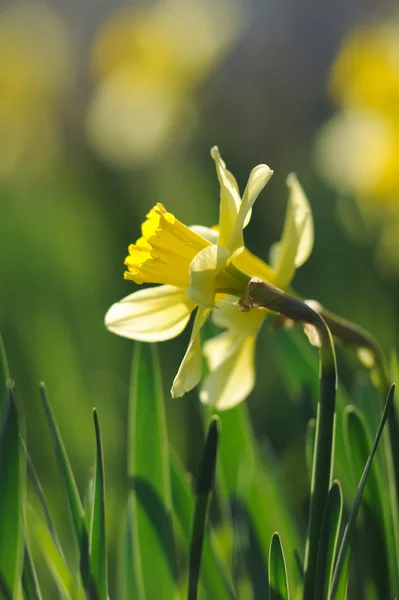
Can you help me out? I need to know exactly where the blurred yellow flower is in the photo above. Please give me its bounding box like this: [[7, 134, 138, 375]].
[[316, 17, 399, 205], [200, 174, 314, 410], [0, 3, 71, 179], [86, 0, 241, 166], [105, 147, 273, 398]]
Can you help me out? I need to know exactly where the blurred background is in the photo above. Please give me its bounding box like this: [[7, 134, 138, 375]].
[[2, 0, 399, 594]]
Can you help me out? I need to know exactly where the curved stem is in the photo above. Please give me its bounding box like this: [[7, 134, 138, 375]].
[[241, 279, 337, 600]]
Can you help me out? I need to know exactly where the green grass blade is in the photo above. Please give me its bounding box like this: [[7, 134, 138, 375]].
[[39, 382, 90, 592], [343, 404, 391, 597], [128, 343, 178, 599], [0, 335, 10, 416], [21, 439, 64, 556], [315, 481, 343, 599], [329, 383, 395, 599], [269, 533, 290, 600], [118, 493, 144, 600], [89, 409, 108, 600], [305, 418, 316, 482], [22, 536, 43, 600], [170, 452, 235, 600], [188, 416, 220, 600], [0, 382, 24, 599], [27, 505, 76, 600], [208, 403, 301, 593]]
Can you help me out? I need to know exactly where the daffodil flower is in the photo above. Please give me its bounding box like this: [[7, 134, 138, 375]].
[[199, 174, 314, 410], [105, 147, 273, 397]]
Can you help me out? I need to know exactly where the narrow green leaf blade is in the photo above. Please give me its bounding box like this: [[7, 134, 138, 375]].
[[89, 409, 108, 600], [315, 481, 343, 599], [188, 416, 220, 600], [269, 533, 290, 600], [170, 452, 235, 600], [329, 383, 395, 599], [22, 536, 43, 600], [27, 505, 76, 600], [39, 382, 90, 591], [128, 343, 178, 599], [0, 382, 24, 599], [0, 335, 10, 416]]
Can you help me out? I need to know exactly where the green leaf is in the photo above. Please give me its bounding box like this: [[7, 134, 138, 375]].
[[315, 481, 343, 599], [329, 383, 395, 599], [0, 334, 10, 416], [305, 418, 316, 482], [117, 493, 143, 600], [0, 382, 24, 599], [208, 403, 301, 593], [27, 505, 77, 600], [188, 416, 220, 600], [39, 382, 90, 592], [269, 533, 290, 600], [89, 409, 108, 600], [170, 452, 235, 600], [128, 343, 178, 600], [22, 535, 43, 600], [343, 404, 391, 597]]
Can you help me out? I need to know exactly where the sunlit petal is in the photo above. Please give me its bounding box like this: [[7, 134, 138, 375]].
[[189, 225, 219, 244], [171, 307, 211, 397], [228, 164, 273, 257], [212, 296, 266, 336], [105, 284, 195, 341], [210, 146, 241, 247], [188, 244, 230, 307], [270, 173, 314, 287], [200, 332, 256, 410]]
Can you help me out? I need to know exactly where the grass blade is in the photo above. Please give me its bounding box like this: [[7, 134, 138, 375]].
[[0, 334, 10, 416], [22, 536, 43, 600], [27, 505, 76, 600], [188, 416, 220, 600], [305, 418, 316, 482], [128, 342, 178, 599], [0, 382, 24, 599], [89, 409, 108, 600], [39, 382, 90, 592], [329, 383, 395, 599], [170, 452, 235, 600], [269, 532, 290, 600], [315, 481, 343, 599]]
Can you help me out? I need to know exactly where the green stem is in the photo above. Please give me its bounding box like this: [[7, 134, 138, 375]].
[[241, 279, 337, 600]]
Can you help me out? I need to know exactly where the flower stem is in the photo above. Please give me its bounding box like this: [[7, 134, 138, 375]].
[[241, 278, 337, 600]]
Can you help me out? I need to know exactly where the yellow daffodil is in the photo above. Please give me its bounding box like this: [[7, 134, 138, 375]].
[[105, 147, 273, 397], [199, 174, 314, 410]]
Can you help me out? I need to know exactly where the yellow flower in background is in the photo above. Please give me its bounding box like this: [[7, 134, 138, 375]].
[[200, 175, 314, 410], [105, 147, 272, 398], [86, 0, 242, 166], [316, 17, 399, 205], [0, 3, 71, 179]]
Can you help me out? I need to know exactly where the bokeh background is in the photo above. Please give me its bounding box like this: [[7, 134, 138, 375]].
[[2, 0, 399, 594]]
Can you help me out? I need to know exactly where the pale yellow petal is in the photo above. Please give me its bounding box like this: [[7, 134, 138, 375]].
[[200, 333, 256, 410], [227, 164, 273, 257], [212, 296, 266, 336], [271, 173, 314, 288], [188, 244, 230, 307], [233, 247, 275, 282], [189, 225, 219, 244], [105, 285, 195, 342], [171, 307, 211, 397], [210, 146, 241, 247]]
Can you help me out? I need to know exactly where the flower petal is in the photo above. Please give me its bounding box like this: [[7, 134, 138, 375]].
[[171, 307, 211, 397], [188, 244, 230, 307], [227, 164, 273, 257], [212, 296, 266, 336], [105, 285, 195, 342], [270, 173, 314, 287], [200, 332, 256, 410], [189, 225, 219, 244], [211, 146, 241, 247]]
